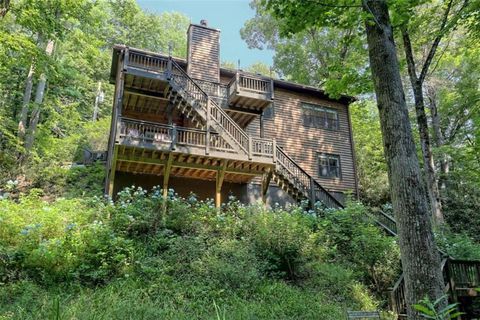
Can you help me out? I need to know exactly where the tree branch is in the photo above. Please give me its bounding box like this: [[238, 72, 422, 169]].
[[419, 0, 456, 83], [401, 29, 419, 83]]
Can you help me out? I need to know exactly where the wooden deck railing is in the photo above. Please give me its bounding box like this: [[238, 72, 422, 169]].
[[118, 118, 238, 154], [128, 50, 169, 73], [228, 72, 274, 100], [389, 258, 480, 318], [369, 208, 397, 236]]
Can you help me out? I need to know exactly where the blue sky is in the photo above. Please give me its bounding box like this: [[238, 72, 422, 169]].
[[136, 0, 274, 67]]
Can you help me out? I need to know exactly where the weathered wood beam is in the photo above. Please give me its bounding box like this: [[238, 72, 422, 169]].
[[118, 154, 263, 175], [163, 153, 174, 199], [261, 169, 273, 205], [124, 87, 168, 101], [125, 66, 168, 82], [215, 160, 227, 208], [107, 146, 119, 197]]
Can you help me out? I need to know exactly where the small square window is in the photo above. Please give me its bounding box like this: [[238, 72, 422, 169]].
[[318, 153, 341, 179]]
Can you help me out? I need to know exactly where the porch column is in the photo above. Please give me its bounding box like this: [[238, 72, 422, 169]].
[[163, 153, 174, 200], [261, 169, 273, 205], [215, 160, 227, 208]]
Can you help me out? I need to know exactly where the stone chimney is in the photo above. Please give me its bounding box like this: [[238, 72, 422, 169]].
[[186, 20, 220, 83]]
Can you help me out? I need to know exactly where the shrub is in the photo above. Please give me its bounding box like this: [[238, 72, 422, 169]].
[[0, 191, 133, 285]]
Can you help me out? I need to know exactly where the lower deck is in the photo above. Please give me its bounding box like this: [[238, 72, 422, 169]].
[[109, 142, 275, 206]]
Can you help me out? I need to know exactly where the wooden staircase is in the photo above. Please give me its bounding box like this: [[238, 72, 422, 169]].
[[161, 56, 343, 209]]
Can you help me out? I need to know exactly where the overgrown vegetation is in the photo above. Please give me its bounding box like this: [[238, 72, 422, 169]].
[[1, 187, 401, 319]]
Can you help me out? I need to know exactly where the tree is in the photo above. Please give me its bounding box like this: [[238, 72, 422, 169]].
[[0, 0, 190, 180], [261, 0, 445, 317], [398, 0, 472, 224], [241, 0, 370, 97]]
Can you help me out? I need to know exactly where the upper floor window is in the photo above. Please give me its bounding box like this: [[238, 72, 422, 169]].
[[318, 153, 341, 179], [302, 103, 339, 130]]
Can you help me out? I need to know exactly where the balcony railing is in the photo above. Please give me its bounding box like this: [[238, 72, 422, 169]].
[[117, 118, 275, 161], [228, 72, 274, 102], [125, 49, 274, 114]]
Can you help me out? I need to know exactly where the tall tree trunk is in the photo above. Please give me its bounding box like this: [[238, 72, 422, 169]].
[[25, 39, 55, 151], [362, 0, 445, 318], [17, 64, 35, 141], [402, 30, 444, 224], [428, 88, 449, 191]]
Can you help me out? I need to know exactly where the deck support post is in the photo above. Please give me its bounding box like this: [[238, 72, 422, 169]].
[[215, 160, 227, 208], [163, 153, 174, 200], [170, 125, 177, 151], [107, 146, 119, 198], [261, 169, 273, 205]]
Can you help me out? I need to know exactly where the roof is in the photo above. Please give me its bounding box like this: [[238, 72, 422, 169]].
[[110, 45, 355, 105]]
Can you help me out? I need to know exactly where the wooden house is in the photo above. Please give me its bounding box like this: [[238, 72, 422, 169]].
[[105, 20, 357, 209]]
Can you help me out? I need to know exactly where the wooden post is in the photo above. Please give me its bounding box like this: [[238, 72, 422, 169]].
[[170, 124, 177, 151], [206, 99, 210, 155], [123, 47, 129, 70], [236, 71, 240, 93], [163, 153, 174, 200], [107, 146, 119, 198], [270, 78, 274, 100], [215, 160, 227, 208], [248, 136, 252, 160], [261, 169, 273, 205], [272, 138, 277, 163], [260, 112, 264, 138], [167, 57, 172, 80]]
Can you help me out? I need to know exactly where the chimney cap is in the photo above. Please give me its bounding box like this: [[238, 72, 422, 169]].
[[200, 19, 208, 26]]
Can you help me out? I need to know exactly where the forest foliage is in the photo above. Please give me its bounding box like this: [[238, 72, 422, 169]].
[[0, 0, 480, 318]]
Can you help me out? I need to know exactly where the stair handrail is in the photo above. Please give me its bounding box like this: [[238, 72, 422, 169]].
[[369, 208, 397, 236], [390, 257, 450, 317], [169, 59, 251, 154], [275, 146, 344, 209]]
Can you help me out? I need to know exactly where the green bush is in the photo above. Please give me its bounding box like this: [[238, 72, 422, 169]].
[[1, 186, 401, 318], [435, 227, 480, 260], [0, 191, 132, 285]]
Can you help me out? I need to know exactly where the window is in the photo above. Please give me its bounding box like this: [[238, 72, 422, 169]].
[[302, 103, 339, 130], [318, 153, 341, 179]]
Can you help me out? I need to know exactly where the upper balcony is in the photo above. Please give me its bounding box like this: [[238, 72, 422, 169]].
[[227, 72, 274, 112], [112, 47, 274, 127]]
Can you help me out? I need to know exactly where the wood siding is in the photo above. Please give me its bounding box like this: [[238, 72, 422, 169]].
[[246, 88, 357, 194], [187, 24, 220, 83]]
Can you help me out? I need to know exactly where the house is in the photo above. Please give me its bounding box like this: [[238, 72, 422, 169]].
[[105, 20, 357, 209]]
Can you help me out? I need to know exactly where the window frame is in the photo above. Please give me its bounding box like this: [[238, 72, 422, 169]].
[[318, 153, 342, 179], [301, 102, 339, 131]]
